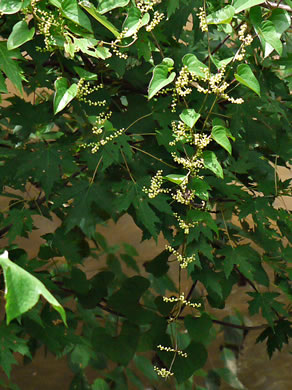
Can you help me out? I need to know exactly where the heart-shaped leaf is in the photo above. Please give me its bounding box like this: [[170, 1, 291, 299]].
[[212, 125, 232, 155], [7, 21, 35, 50], [207, 5, 235, 25], [54, 77, 78, 114], [234, 0, 265, 13], [235, 64, 261, 96], [180, 109, 200, 128], [203, 151, 224, 179], [182, 53, 208, 78], [148, 58, 175, 100]]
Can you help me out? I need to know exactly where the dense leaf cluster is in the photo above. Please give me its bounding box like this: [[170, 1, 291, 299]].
[[0, 0, 291, 389]]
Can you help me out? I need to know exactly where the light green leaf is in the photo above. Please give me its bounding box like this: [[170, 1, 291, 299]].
[[92, 378, 110, 390], [54, 77, 78, 114], [260, 20, 282, 55], [73, 66, 98, 80], [0, 42, 23, 93], [0, 251, 67, 326], [123, 7, 150, 37], [211, 56, 233, 70], [97, 0, 129, 14], [79, 0, 120, 38], [73, 37, 111, 59], [212, 125, 232, 155], [164, 174, 188, 185], [61, 0, 93, 32], [148, 58, 175, 100], [234, 0, 265, 13], [207, 5, 235, 25], [7, 21, 35, 50], [0, 0, 22, 14], [235, 64, 261, 96], [203, 151, 224, 179], [182, 53, 208, 78], [180, 109, 200, 128]]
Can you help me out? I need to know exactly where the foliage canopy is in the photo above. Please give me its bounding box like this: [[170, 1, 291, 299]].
[[0, 0, 291, 389]]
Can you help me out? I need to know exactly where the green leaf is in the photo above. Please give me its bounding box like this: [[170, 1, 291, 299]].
[[0, 323, 31, 378], [207, 5, 235, 25], [234, 0, 265, 13], [61, 0, 93, 32], [260, 20, 282, 56], [182, 53, 208, 78], [0, 71, 7, 93], [134, 198, 160, 238], [0, 42, 23, 93], [7, 21, 35, 50], [185, 314, 213, 345], [247, 292, 286, 327], [163, 174, 188, 185], [180, 109, 200, 128], [92, 379, 110, 390], [122, 7, 150, 37], [97, 0, 129, 14], [79, 0, 120, 37], [0, 251, 67, 326], [167, 0, 180, 18], [212, 125, 232, 155], [73, 37, 111, 59], [235, 64, 261, 96], [0, 0, 22, 14], [148, 58, 175, 100], [190, 177, 211, 201], [172, 342, 208, 384], [203, 151, 224, 179], [53, 77, 78, 114]]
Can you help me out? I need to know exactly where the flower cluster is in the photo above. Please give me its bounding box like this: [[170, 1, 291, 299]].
[[33, 4, 62, 52], [153, 366, 174, 378], [171, 152, 204, 175], [157, 345, 188, 358], [169, 120, 192, 146], [146, 11, 165, 32], [197, 7, 208, 32], [166, 245, 196, 268], [137, 0, 162, 13], [110, 28, 129, 59], [92, 111, 112, 135], [143, 170, 170, 198], [163, 292, 201, 308], [235, 23, 253, 61], [173, 213, 197, 235], [76, 78, 105, 107], [90, 128, 125, 153]]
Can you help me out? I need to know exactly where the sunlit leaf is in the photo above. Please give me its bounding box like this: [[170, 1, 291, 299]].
[[203, 151, 224, 179], [207, 5, 235, 25], [97, 0, 129, 14], [182, 53, 208, 78], [234, 0, 265, 13], [235, 64, 261, 96], [7, 21, 35, 50], [0, 251, 67, 325], [180, 109, 200, 128], [148, 58, 175, 100], [212, 125, 232, 155], [53, 77, 78, 114]]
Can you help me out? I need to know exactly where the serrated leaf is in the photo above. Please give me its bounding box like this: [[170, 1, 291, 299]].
[[0, 0, 22, 14], [167, 0, 180, 18], [7, 21, 35, 50], [207, 5, 235, 25], [0, 251, 67, 326], [79, 0, 120, 37], [54, 77, 78, 114], [182, 53, 208, 78], [97, 0, 129, 14], [0, 42, 23, 93], [180, 109, 200, 128], [234, 0, 265, 13], [235, 64, 261, 96], [163, 174, 187, 185], [0, 71, 7, 93], [203, 151, 224, 179], [212, 125, 232, 155], [148, 58, 175, 100], [134, 198, 160, 238]]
